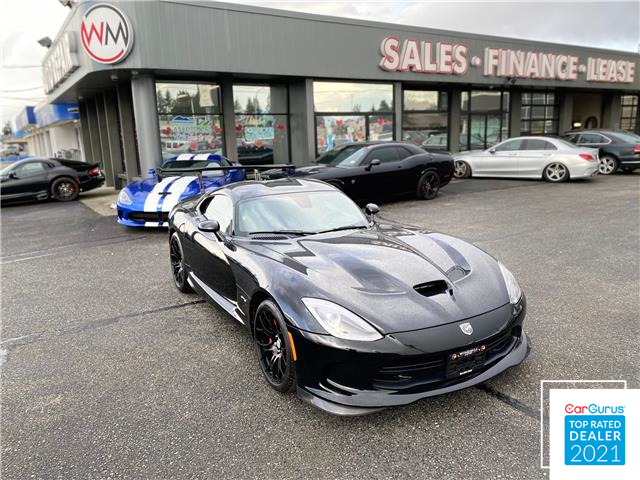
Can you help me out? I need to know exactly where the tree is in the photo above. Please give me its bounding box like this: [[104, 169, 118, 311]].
[[378, 99, 392, 112], [233, 99, 242, 112], [246, 97, 255, 114], [2, 121, 13, 136], [253, 96, 262, 114]]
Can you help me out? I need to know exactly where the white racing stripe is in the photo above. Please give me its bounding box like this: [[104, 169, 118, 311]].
[[143, 176, 178, 212], [161, 176, 199, 212], [176, 153, 194, 160], [194, 153, 212, 160]]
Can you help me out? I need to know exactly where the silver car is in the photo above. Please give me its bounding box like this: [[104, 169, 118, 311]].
[[453, 136, 599, 182]]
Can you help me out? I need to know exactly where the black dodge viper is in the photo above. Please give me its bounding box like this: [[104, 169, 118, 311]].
[[167, 178, 530, 415], [261, 142, 454, 201]]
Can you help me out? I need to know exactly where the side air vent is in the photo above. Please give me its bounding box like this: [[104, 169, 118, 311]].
[[414, 280, 450, 297]]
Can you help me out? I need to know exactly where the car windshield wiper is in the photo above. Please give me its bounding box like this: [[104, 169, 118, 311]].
[[248, 230, 317, 236], [317, 224, 369, 234]]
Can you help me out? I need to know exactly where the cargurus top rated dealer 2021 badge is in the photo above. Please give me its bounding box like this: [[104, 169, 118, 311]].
[[549, 388, 639, 479]]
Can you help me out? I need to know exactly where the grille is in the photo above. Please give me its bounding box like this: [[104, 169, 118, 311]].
[[372, 326, 519, 391], [128, 211, 169, 222]]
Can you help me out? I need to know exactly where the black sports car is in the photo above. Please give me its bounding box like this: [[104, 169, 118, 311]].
[[262, 142, 454, 201], [0, 157, 104, 203], [561, 129, 640, 174], [168, 178, 530, 415]]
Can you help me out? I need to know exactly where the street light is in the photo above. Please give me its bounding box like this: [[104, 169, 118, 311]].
[[37, 37, 52, 48]]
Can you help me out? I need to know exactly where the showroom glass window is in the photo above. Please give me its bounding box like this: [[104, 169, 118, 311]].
[[460, 91, 510, 150], [313, 81, 393, 155], [520, 92, 559, 135], [233, 85, 289, 164], [620, 95, 639, 133], [402, 90, 448, 150], [156, 82, 224, 160]]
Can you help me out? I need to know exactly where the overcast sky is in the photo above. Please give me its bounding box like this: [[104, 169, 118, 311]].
[[1, 0, 638, 130]]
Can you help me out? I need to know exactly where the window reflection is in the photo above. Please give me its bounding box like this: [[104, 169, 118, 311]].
[[402, 90, 448, 150], [233, 85, 289, 165], [521, 91, 558, 135], [313, 82, 393, 112], [156, 82, 223, 160], [314, 82, 394, 155]]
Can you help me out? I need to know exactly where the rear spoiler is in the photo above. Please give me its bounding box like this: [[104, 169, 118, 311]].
[[154, 164, 295, 193]]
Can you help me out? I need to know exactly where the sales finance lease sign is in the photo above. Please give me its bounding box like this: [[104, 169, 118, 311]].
[[80, 3, 133, 64], [379, 37, 636, 84]]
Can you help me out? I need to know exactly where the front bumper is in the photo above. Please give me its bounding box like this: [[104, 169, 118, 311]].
[[116, 204, 169, 228], [291, 299, 529, 415]]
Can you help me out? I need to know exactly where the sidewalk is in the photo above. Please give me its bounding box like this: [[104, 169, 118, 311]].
[[79, 186, 118, 216]]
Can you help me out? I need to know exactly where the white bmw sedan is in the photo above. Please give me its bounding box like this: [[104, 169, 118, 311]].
[[453, 137, 599, 182]]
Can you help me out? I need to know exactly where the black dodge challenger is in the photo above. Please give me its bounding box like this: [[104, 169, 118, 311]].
[[168, 178, 530, 415], [261, 142, 454, 201]]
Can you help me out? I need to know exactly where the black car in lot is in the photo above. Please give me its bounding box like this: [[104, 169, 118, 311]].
[[262, 142, 454, 201], [0, 158, 104, 203], [561, 129, 640, 174], [167, 178, 529, 415]]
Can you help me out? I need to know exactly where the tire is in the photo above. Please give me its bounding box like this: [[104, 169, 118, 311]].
[[543, 163, 569, 183], [51, 177, 79, 201], [169, 232, 194, 293], [416, 170, 440, 200], [253, 299, 296, 393], [454, 160, 471, 179], [598, 155, 618, 175]]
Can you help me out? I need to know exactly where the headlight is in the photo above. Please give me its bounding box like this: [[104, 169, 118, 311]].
[[498, 262, 522, 304], [301, 298, 382, 341], [118, 189, 133, 205]]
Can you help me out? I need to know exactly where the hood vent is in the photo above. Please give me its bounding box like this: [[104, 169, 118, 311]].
[[414, 280, 450, 297], [251, 235, 288, 241]]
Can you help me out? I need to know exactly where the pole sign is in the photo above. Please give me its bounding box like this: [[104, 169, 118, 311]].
[[42, 32, 79, 94], [80, 3, 134, 64], [379, 37, 636, 84]]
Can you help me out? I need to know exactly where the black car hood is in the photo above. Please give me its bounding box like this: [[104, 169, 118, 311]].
[[242, 225, 510, 334]]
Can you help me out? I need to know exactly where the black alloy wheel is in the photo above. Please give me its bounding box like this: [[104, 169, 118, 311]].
[[51, 177, 79, 201], [253, 299, 296, 393], [170, 232, 193, 293], [417, 171, 440, 200]]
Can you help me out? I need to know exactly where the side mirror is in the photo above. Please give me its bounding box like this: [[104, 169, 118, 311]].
[[365, 158, 381, 171], [8, 171, 18, 179], [198, 219, 220, 233], [147, 168, 156, 176], [365, 203, 380, 222], [488, 148, 496, 154]]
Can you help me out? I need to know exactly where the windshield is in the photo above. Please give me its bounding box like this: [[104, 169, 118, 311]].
[[237, 191, 368, 234], [161, 159, 230, 177], [0, 163, 15, 175], [317, 145, 367, 167]]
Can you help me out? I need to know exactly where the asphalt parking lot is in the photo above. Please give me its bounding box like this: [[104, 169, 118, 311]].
[[1, 173, 638, 479]]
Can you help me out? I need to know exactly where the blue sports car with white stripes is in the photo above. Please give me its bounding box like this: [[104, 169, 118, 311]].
[[116, 153, 245, 227]]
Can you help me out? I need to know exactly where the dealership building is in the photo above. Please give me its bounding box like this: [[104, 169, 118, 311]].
[[28, 0, 640, 187]]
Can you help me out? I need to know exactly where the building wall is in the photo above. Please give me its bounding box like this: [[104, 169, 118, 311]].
[[572, 93, 603, 128]]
